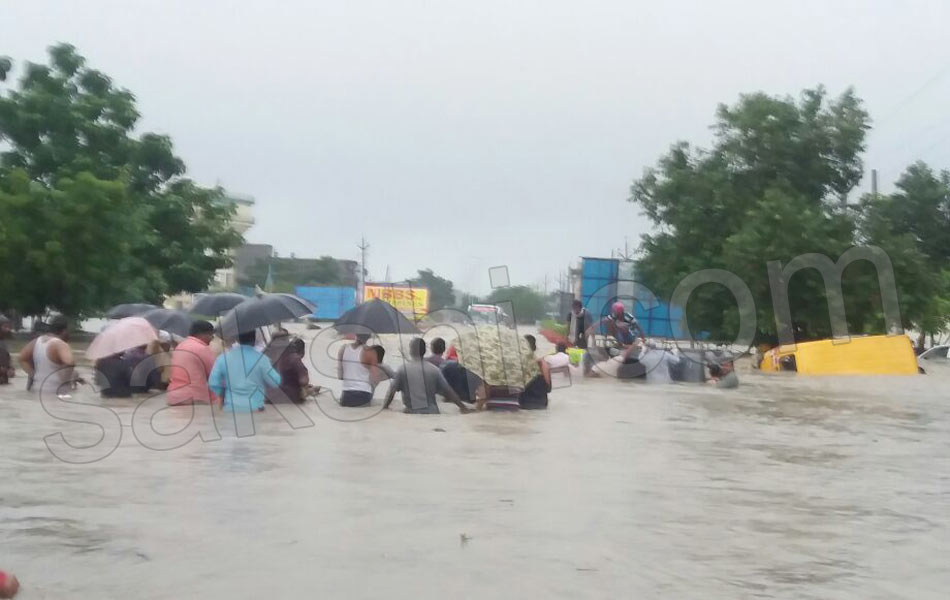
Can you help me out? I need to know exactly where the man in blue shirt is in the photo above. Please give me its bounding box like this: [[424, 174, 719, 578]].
[[209, 330, 281, 412]]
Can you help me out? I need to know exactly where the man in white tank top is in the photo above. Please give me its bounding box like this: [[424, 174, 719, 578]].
[[337, 333, 374, 406], [18, 316, 80, 394]]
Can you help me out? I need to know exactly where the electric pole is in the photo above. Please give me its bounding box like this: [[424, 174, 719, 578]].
[[614, 237, 633, 261], [358, 236, 369, 304]]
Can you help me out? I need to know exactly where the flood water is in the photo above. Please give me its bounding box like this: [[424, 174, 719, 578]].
[[1, 329, 948, 599]]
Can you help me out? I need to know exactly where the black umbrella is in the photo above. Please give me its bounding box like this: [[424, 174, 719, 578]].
[[189, 292, 249, 316], [105, 303, 160, 319], [333, 298, 420, 335], [141, 308, 194, 339], [219, 294, 315, 337], [260, 292, 315, 312]]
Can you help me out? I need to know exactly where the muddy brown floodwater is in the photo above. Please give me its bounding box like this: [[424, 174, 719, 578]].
[[1, 327, 948, 599]]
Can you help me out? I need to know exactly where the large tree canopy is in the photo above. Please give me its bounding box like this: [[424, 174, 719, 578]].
[[485, 285, 547, 324], [631, 86, 950, 343], [630, 87, 874, 342], [859, 162, 950, 340], [410, 269, 456, 311], [240, 256, 344, 293], [0, 44, 241, 317]]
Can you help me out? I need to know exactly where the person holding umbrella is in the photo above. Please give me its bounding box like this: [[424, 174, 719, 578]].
[[208, 329, 281, 413], [85, 317, 160, 397], [332, 298, 422, 407], [337, 333, 374, 407]]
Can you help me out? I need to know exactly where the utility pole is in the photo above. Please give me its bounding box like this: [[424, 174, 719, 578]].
[[615, 237, 633, 261], [871, 169, 878, 195], [357, 236, 369, 304]]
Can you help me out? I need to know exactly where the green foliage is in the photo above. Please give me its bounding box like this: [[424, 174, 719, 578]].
[[859, 163, 950, 336], [631, 87, 872, 342], [539, 318, 567, 336], [632, 86, 950, 342], [142, 181, 242, 297], [456, 291, 480, 309], [410, 269, 456, 310], [0, 44, 241, 316], [240, 256, 343, 290], [485, 285, 547, 324]]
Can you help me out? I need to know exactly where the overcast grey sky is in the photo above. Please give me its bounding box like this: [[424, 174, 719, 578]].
[[5, 0, 950, 294]]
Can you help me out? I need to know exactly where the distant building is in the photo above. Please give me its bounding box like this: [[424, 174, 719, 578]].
[[164, 192, 256, 308], [233, 244, 274, 283], [214, 194, 256, 289]]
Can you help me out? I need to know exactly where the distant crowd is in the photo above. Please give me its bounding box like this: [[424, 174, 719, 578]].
[[1, 298, 738, 417]]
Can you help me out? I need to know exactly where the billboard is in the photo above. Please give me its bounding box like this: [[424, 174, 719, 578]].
[[363, 283, 429, 316]]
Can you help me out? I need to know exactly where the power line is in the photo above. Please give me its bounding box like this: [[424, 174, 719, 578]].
[[876, 61, 950, 127]]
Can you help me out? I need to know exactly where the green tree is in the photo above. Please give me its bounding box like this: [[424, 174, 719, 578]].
[[240, 256, 343, 291], [0, 44, 241, 316], [456, 291, 480, 310], [630, 87, 871, 342], [486, 285, 546, 324], [410, 269, 456, 310], [859, 162, 950, 342]]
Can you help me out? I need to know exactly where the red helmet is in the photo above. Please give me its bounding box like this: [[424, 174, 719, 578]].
[[612, 301, 625, 315]]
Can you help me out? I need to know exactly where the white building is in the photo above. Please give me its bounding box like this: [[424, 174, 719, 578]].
[[213, 193, 256, 290], [164, 193, 256, 310]]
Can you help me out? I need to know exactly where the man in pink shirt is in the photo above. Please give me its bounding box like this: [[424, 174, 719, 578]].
[[167, 320, 219, 406]]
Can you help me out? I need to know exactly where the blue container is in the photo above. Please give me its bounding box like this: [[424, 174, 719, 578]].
[[294, 286, 357, 320], [579, 257, 685, 339], [581, 258, 619, 333]]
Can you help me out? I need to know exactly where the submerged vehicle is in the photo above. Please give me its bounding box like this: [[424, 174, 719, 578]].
[[917, 345, 949, 375], [467, 304, 513, 327], [760, 334, 918, 375]]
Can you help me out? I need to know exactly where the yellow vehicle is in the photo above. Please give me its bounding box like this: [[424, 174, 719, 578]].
[[760, 334, 918, 375]]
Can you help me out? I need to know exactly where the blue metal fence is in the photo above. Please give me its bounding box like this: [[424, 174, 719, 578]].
[[294, 286, 357, 320], [579, 257, 684, 339]]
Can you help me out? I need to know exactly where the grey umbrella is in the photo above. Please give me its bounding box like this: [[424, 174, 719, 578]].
[[219, 294, 315, 337], [105, 303, 159, 319], [189, 292, 249, 316], [263, 293, 315, 314], [141, 308, 194, 338], [333, 298, 420, 335]]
